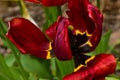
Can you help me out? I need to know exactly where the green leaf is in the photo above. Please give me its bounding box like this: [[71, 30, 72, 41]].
[[0, 19, 19, 51], [88, 31, 112, 56], [43, 6, 62, 31], [28, 73, 38, 80], [10, 67, 24, 80], [0, 54, 24, 80], [116, 61, 120, 71], [44, 7, 61, 21], [0, 55, 14, 80], [0, 18, 7, 35], [0, 73, 10, 80], [106, 74, 120, 80], [4, 54, 16, 67], [55, 58, 74, 80], [106, 76, 120, 80], [39, 78, 50, 80], [20, 55, 52, 79], [0, 18, 9, 47]]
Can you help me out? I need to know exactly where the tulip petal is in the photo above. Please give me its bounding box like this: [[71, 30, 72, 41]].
[[73, 53, 90, 68], [6, 18, 51, 59], [67, 0, 96, 34], [26, 0, 68, 6], [46, 16, 72, 60], [87, 4, 103, 51], [45, 22, 57, 41], [63, 54, 116, 80], [67, 0, 103, 53]]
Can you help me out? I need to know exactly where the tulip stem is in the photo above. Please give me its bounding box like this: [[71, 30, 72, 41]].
[[0, 19, 16, 80], [7, 40, 28, 80], [97, 0, 100, 9], [43, 6, 62, 31], [56, 6, 62, 16], [19, 0, 29, 18], [7, 0, 28, 79]]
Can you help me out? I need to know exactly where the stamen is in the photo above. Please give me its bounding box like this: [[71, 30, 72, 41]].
[[68, 25, 74, 30], [79, 40, 92, 48], [86, 41, 92, 47]]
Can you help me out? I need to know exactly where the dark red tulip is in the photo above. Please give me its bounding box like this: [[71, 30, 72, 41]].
[[45, 0, 103, 60], [6, 17, 73, 60], [46, 16, 72, 60], [63, 54, 116, 80], [67, 0, 103, 53], [6, 0, 116, 79], [6, 18, 52, 59]]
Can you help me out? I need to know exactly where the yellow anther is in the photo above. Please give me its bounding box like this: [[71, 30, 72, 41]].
[[86, 41, 92, 47], [68, 25, 74, 30], [79, 40, 92, 48]]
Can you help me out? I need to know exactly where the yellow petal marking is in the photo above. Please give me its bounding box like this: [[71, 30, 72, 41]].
[[46, 42, 52, 59], [74, 64, 84, 72], [85, 56, 95, 65], [68, 25, 92, 37], [75, 30, 85, 35], [46, 51, 51, 59], [74, 56, 95, 72], [86, 31, 92, 37]]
